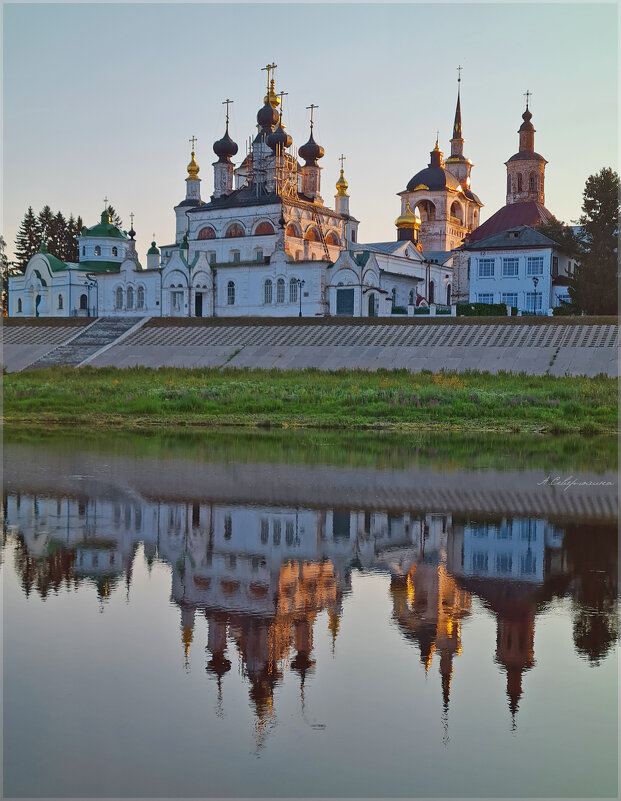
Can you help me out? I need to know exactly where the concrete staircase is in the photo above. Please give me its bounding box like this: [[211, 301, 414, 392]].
[[24, 317, 145, 369]]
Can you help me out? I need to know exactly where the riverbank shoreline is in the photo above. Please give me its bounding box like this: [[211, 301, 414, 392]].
[[3, 366, 617, 435]]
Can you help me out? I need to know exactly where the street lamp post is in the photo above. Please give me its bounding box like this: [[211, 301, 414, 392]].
[[532, 276, 539, 315], [297, 278, 305, 317]]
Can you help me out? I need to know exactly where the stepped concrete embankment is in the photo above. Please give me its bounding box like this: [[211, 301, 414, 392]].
[[3, 316, 618, 376]]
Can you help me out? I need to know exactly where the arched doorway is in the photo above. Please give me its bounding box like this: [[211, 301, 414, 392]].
[[368, 293, 376, 317]]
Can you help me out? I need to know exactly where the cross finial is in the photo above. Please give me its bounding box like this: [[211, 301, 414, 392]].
[[524, 89, 531, 109], [457, 64, 462, 83], [339, 153, 346, 171], [435, 130, 440, 148], [152, 232, 156, 241], [306, 103, 318, 128], [222, 99, 233, 126], [103, 196, 108, 209], [189, 135, 197, 152], [262, 62, 277, 91], [130, 211, 134, 227]]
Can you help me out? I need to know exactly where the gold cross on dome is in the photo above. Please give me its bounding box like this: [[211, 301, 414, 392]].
[[339, 154, 346, 170], [189, 136, 197, 151], [103, 196, 108, 208], [524, 89, 532, 108]]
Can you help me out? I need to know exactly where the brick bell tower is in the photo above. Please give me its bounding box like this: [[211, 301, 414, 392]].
[[505, 92, 547, 206]]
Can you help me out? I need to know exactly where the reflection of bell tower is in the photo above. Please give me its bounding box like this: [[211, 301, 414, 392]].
[[205, 612, 232, 716], [495, 610, 535, 726]]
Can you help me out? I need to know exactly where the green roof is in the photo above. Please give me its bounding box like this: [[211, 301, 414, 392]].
[[80, 210, 128, 240], [74, 260, 121, 273], [37, 242, 68, 273], [148, 241, 160, 255]]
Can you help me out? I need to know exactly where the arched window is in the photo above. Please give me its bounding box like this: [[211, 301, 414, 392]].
[[450, 202, 463, 223], [115, 287, 123, 310], [198, 226, 216, 240], [79, 293, 88, 311], [58, 294, 64, 310], [255, 221, 275, 236], [446, 284, 452, 305], [507, 174, 512, 194], [231, 250, 240, 263], [409, 290, 414, 305], [305, 226, 320, 242], [391, 287, 397, 307], [517, 174, 523, 192], [417, 200, 436, 221], [276, 278, 285, 303], [285, 222, 301, 238], [264, 279, 273, 304], [256, 249, 263, 262], [225, 223, 244, 238], [17, 298, 22, 313], [126, 286, 134, 310], [429, 281, 435, 304], [82, 246, 86, 256], [137, 286, 145, 309], [289, 278, 298, 303], [227, 281, 235, 305], [94, 245, 101, 256], [529, 173, 537, 191], [112, 246, 118, 257], [325, 231, 340, 247]]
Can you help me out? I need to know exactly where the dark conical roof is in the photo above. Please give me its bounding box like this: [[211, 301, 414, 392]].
[[519, 107, 535, 132], [298, 129, 324, 166], [267, 122, 292, 152], [213, 125, 238, 163], [257, 99, 279, 130]]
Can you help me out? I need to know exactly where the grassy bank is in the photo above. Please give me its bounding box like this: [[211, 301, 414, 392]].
[[3, 366, 617, 434]]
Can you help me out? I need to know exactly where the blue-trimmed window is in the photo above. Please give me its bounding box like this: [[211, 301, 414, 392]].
[[502, 258, 519, 277], [478, 258, 494, 277], [527, 256, 544, 275]]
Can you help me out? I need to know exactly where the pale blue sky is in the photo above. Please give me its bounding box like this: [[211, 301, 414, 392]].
[[3, 2, 618, 261]]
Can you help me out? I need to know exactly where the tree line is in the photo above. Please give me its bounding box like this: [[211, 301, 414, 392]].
[[12, 204, 123, 271]]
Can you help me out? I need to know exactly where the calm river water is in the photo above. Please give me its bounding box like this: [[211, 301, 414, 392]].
[[2, 430, 618, 799]]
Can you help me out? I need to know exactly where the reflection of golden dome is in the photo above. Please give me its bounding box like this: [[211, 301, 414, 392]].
[[395, 200, 421, 230], [336, 168, 349, 197], [187, 150, 200, 181]]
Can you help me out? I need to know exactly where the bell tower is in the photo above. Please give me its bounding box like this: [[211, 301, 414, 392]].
[[505, 92, 547, 206]]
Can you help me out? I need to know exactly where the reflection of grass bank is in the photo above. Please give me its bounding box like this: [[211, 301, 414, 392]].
[[4, 366, 617, 435], [4, 426, 617, 473]]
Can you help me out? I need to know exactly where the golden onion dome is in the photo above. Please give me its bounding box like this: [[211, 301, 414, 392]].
[[395, 200, 421, 229], [187, 150, 200, 180], [336, 168, 349, 196], [264, 79, 280, 109]]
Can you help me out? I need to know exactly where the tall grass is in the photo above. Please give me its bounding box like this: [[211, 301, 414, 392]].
[[3, 366, 617, 434]]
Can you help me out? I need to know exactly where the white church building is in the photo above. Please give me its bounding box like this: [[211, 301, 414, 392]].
[[9, 68, 466, 319]]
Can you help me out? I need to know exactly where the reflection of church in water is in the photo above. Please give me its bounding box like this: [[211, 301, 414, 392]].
[[4, 490, 617, 743]]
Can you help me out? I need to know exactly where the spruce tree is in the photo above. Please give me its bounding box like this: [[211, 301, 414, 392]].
[[49, 211, 67, 259], [569, 168, 620, 315], [14, 207, 41, 270], [65, 214, 81, 262], [106, 204, 123, 230], [38, 205, 55, 247]]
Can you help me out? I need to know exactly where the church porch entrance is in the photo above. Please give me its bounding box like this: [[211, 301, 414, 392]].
[[194, 293, 203, 318]]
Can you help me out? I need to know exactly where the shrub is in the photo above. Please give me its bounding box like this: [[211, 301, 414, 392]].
[[457, 302, 510, 317]]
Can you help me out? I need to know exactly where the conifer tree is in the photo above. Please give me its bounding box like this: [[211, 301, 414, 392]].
[[569, 168, 620, 315], [49, 211, 67, 259], [14, 207, 41, 270], [65, 214, 82, 262], [38, 205, 55, 246], [106, 204, 123, 230]]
